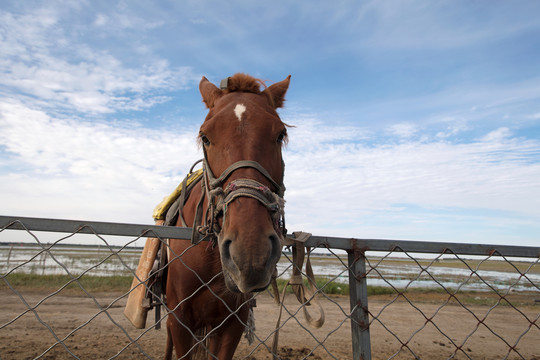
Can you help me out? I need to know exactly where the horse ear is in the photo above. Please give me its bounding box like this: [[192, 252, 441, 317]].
[[199, 76, 223, 108], [264, 75, 291, 109]]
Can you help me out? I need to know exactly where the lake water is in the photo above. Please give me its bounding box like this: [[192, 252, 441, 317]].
[[2, 244, 539, 293]]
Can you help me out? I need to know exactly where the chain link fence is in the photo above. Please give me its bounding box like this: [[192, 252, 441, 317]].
[[1, 216, 539, 359]]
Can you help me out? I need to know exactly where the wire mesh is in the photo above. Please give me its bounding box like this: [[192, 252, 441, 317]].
[[1, 217, 539, 359]]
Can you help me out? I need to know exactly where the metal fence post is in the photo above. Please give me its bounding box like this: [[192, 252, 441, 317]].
[[348, 248, 371, 360]]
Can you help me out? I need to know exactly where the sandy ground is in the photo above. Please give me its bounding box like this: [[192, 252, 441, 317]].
[[0, 289, 539, 360]]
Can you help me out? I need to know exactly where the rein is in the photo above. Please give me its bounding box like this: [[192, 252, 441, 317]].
[[191, 148, 286, 246]]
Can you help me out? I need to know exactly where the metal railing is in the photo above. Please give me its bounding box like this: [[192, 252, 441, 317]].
[[1, 215, 539, 359]]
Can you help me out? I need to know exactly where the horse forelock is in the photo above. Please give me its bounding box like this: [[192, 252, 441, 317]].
[[223, 73, 266, 94]]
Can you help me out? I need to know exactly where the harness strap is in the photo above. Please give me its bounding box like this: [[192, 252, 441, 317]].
[[192, 175, 209, 245], [192, 148, 287, 245], [176, 173, 189, 227], [203, 145, 285, 196], [176, 160, 203, 227], [271, 232, 325, 358], [208, 160, 284, 195]]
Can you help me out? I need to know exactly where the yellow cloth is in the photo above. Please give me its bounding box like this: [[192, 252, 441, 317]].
[[152, 169, 204, 221]]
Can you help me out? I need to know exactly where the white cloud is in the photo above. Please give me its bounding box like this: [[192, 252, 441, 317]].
[[0, 5, 197, 115], [0, 100, 201, 223], [93, 8, 165, 31], [94, 13, 108, 26], [284, 116, 369, 148], [434, 117, 469, 139], [1, 1, 540, 248], [283, 121, 540, 242], [2, 101, 539, 245], [480, 127, 512, 142], [343, 77, 540, 138], [386, 122, 418, 138]]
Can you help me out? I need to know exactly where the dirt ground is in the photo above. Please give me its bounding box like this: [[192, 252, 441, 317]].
[[0, 289, 539, 360]]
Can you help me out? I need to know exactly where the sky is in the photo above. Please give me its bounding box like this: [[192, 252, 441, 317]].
[[1, 0, 540, 247]]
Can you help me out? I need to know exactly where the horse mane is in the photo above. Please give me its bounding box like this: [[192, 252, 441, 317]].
[[223, 73, 266, 94]]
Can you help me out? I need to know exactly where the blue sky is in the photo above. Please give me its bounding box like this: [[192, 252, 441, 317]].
[[1, 1, 539, 247]]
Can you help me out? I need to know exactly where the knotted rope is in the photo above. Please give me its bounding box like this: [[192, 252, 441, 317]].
[[217, 179, 285, 227]]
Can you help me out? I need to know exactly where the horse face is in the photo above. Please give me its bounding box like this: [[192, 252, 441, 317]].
[[199, 74, 290, 293]]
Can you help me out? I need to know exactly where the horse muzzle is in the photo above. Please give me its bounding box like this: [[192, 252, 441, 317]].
[[219, 218, 282, 293]]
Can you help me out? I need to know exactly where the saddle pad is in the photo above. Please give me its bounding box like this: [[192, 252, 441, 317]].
[[152, 169, 203, 221]]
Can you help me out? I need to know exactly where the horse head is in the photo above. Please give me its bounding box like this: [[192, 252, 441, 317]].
[[197, 73, 291, 293]]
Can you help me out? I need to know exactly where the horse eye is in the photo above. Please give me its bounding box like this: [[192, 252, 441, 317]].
[[277, 130, 286, 144], [200, 134, 210, 146]]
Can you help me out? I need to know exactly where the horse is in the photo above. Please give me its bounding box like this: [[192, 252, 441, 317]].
[[164, 73, 291, 360]]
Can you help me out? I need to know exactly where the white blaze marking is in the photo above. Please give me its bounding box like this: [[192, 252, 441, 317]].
[[234, 103, 246, 122]]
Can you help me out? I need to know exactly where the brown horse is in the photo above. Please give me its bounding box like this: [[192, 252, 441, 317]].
[[164, 73, 291, 359]]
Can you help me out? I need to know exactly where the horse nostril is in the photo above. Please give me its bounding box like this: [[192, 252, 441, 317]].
[[268, 233, 281, 258], [222, 238, 232, 260], [269, 234, 278, 247]]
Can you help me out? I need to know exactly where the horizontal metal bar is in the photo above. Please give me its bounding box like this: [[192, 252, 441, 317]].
[[306, 235, 540, 258], [0, 215, 192, 240], [2, 215, 539, 258]]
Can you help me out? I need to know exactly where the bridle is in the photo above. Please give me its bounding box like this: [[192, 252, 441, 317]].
[[191, 146, 286, 246]]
